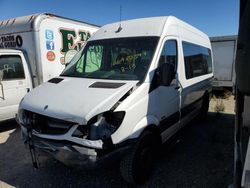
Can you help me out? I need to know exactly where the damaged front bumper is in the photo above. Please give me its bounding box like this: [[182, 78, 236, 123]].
[[20, 125, 130, 167]]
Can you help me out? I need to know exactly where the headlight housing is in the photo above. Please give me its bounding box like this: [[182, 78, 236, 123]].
[[87, 111, 125, 140], [17, 97, 26, 125], [17, 108, 26, 125]]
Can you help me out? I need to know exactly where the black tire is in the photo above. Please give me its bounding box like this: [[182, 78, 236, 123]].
[[120, 131, 157, 184], [199, 93, 209, 120]]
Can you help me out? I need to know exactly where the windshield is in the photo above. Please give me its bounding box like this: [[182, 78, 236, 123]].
[[61, 37, 159, 81]]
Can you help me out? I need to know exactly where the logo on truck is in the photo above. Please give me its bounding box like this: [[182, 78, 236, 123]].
[[45, 29, 54, 40], [46, 41, 54, 50], [47, 51, 56, 62], [45, 29, 55, 51], [0, 35, 23, 48], [59, 28, 91, 65]]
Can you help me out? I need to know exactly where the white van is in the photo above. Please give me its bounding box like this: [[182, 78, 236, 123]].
[[17, 16, 213, 184], [0, 13, 99, 121]]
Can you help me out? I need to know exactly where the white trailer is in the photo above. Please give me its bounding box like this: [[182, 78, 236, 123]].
[[0, 13, 99, 121], [210, 35, 237, 88]]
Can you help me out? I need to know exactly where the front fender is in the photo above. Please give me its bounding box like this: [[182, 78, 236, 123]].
[[128, 115, 159, 139]]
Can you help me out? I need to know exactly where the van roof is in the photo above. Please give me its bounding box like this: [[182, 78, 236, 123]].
[[0, 13, 99, 35], [89, 16, 209, 43]]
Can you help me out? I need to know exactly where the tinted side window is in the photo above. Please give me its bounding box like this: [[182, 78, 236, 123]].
[[182, 41, 212, 79], [0, 55, 25, 80], [158, 40, 178, 71]]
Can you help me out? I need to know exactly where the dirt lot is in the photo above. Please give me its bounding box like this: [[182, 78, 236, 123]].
[[0, 97, 235, 188]]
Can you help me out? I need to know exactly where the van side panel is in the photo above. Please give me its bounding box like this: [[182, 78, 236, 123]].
[[177, 25, 213, 122]]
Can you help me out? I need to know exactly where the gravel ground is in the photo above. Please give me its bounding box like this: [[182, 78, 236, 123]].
[[0, 99, 235, 188]]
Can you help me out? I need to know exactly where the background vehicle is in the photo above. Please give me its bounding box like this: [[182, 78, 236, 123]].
[[0, 13, 99, 121], [210, 35, 237, 89], [234, 0, 250, 187], [17, 16, 213, 184]]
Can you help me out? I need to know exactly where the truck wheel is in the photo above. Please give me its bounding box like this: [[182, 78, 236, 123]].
[[199, 94, 209, 120], [120, 131, 157, 184]]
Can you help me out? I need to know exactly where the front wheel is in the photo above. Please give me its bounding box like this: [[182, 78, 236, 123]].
[[120, 131, 157, 184]]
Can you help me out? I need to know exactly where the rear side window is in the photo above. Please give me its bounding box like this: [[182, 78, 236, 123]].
[[0, 55, 25, 80], [182, 41, 212, 79]]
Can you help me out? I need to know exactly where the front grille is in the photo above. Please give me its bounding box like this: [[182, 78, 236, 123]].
[[24, 111, 75, 135]]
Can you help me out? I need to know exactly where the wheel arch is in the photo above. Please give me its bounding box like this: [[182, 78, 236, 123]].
[[128, 115, 160, 140]]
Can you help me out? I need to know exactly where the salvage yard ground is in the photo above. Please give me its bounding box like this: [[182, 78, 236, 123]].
[[0, 95, 236, 188]]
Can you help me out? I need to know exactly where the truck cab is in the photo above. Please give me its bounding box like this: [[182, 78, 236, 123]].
[[0, 49, 32, 121]]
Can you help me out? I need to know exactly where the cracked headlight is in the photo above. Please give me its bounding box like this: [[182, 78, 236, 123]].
[[87, 111, 125, 140], [17, 108, 26, 125]]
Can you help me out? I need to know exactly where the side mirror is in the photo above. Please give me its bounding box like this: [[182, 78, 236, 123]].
[[158, 63, 175, 86]]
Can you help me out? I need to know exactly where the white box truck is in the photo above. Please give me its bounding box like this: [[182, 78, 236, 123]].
[[210, 35, 237, 88], [0, 13, 99, 121], [17, 16, 213, 184]]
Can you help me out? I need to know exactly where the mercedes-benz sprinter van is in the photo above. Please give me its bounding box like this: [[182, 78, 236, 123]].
[[17, 16, 213, 184]]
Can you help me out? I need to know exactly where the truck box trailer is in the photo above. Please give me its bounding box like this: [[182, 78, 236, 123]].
[[210, 35, 237, 88], [0, 13, 99, 121]]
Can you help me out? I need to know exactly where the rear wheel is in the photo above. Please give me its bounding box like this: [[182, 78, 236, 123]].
[[120, 131, 157, 184]]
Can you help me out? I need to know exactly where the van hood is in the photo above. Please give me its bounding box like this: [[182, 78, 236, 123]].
[[20, 77, 138, 124]]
